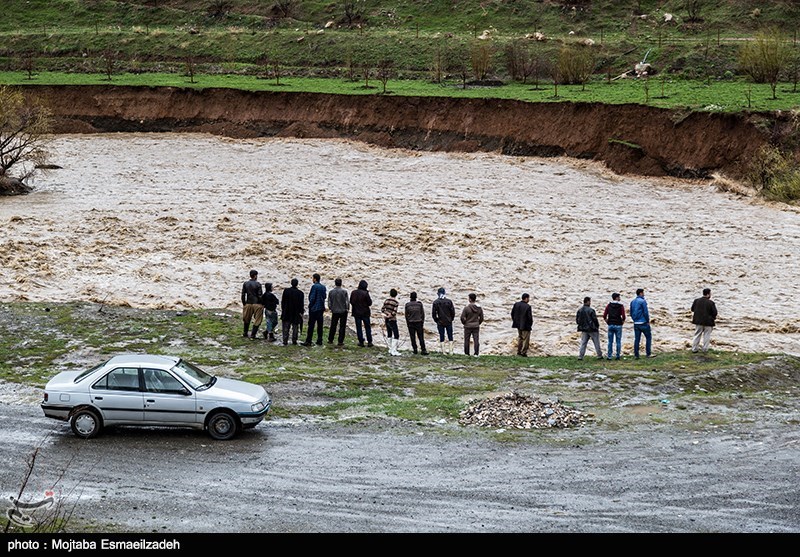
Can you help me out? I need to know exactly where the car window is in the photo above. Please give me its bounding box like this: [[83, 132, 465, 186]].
[[74, 360, 110, 383], [92, 367, 140, 392], [172, 360, 213, 389], [143, 368, 187, 395]]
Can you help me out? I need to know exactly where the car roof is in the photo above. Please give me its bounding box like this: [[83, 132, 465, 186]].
[[105, 354, 180, 367]]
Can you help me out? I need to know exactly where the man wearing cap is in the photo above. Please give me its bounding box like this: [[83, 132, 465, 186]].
[[432, 287, 456, 355], [241, 269, 263, 339]]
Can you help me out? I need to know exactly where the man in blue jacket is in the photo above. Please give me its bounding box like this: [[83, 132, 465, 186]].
[[302, 273, 327, 346], [630, 288, 655, 359]]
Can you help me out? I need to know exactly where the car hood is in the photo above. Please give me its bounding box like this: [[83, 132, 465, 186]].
[[201, 377, 269, 403], [45, 370, 87, 390]]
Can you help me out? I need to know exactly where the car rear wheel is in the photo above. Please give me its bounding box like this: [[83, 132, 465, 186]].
[[207, 411, 239, 440], [70, 408, 102, 439]]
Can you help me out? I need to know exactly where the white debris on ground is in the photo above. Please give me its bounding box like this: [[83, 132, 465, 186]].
[[0, 380, 43, 406], [459, 391, 591, 429]]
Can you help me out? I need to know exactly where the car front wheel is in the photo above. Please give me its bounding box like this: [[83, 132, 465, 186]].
[[70, 408, 102, 439], [207, 411, 239, 441]]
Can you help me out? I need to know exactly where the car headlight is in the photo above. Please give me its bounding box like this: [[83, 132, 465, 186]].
[[251, 401, 266, 412]]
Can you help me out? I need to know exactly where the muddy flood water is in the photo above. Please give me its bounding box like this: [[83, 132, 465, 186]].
[[1, 133, 799, 356]]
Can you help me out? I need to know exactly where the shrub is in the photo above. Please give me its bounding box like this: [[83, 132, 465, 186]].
[[746, 144, 800, 202]]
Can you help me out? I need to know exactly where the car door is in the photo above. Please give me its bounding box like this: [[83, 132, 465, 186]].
[[141, 368, 198, 425], [90, 367, 144, 424]]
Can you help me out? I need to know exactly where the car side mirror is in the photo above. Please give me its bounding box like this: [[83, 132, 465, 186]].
[[181, 388, 191, 396]]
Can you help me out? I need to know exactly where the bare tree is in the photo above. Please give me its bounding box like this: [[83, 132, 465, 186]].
[[550, 58, 561, 98], [362, 62, 373, 88], [207, 0, 233, 19], [787, 51, 800, 93], [431, 45, 445, 84], [739, 29, 790, 100], [505, 40, 527, 82], [272, 0, 300, 19], [377, 58, 393, 94], [0, 86, 52, 194], [685, 0, 704, 23], [470, 41, 493, 82], [102, 49, 118, 81], [20, 51, 36, 80], [185, 56, 197, 84], [447, 45, 470, 89], [342, 0, 364, 28]]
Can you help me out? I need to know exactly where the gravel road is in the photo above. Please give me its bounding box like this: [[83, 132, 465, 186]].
[[1, 397, 798, 533]]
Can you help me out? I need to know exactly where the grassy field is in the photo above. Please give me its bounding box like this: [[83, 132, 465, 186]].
[[2, 302, 798, 430], [2, 1, 800, 110], [4, 69, 799, 111]]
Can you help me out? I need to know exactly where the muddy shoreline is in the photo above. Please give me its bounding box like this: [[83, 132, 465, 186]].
[[20, 85, 794, 180]]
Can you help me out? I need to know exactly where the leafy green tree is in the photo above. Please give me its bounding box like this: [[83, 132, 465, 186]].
[[739, 29, 790, 100], [557, 45, 595, 89]]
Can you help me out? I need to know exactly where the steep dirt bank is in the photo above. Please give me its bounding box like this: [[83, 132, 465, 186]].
[[20, 85, 788, 179]]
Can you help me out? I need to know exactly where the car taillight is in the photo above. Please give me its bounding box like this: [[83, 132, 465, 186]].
[[43, 392, 48, 402]]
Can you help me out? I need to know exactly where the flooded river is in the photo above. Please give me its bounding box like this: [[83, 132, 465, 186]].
[[1, 133, 798, 355]]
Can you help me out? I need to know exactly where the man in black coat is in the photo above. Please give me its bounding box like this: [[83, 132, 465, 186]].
[[349, 279, 373, 347], [576, 296, 603, 360], [691, 287, 718, 353], [280, 278, 305, 346], [511, 293, 533, 357]]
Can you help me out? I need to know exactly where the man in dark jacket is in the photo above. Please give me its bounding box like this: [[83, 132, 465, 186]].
[[241, 269, 263, 339], [280, 278, 304, 346], [302, 273, 326, 346], [460, 293, 484, 356], [405, 292, 428, 355], [602, 292, 626, 360], [576, 296, 603, 360], [511, 293, 533, 357], [327, 278, 349, 346], [691, 288, 718, 353], [260, 282, 280, 342], [349, 279, 373, 347], [432, 287, 456, 355]]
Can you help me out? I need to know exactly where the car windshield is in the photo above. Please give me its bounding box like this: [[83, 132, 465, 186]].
[[171, 360, 215, 390], [74, 360, 110, 383]]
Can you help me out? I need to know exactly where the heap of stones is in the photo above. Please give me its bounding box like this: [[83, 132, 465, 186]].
[[459, 391, 590, 429]]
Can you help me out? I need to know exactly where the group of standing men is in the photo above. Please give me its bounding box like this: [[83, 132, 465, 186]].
[[241, 271, 486, 355], [244, 271, 718, 358], [569, 287, 718, 360]]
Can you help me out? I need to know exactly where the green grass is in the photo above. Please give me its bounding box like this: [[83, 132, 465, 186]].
[[2, 1, 800, 111], [2, 302, 797, 431], [3, 70, 800, 111]]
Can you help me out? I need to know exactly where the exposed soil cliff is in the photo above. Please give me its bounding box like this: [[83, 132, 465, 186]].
[[19, 85, 795, 179]]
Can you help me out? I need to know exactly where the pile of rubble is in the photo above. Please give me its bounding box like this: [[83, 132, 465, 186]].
[[459, 392, 590, 429]]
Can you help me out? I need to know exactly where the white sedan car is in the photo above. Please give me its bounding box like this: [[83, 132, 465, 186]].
[[41, 354, 271, 440]]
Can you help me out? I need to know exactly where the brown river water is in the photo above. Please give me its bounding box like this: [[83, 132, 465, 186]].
[[1, 133, 798, 356]]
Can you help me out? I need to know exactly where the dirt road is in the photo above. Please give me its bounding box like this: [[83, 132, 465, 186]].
[[1, 392, 798, 533]]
